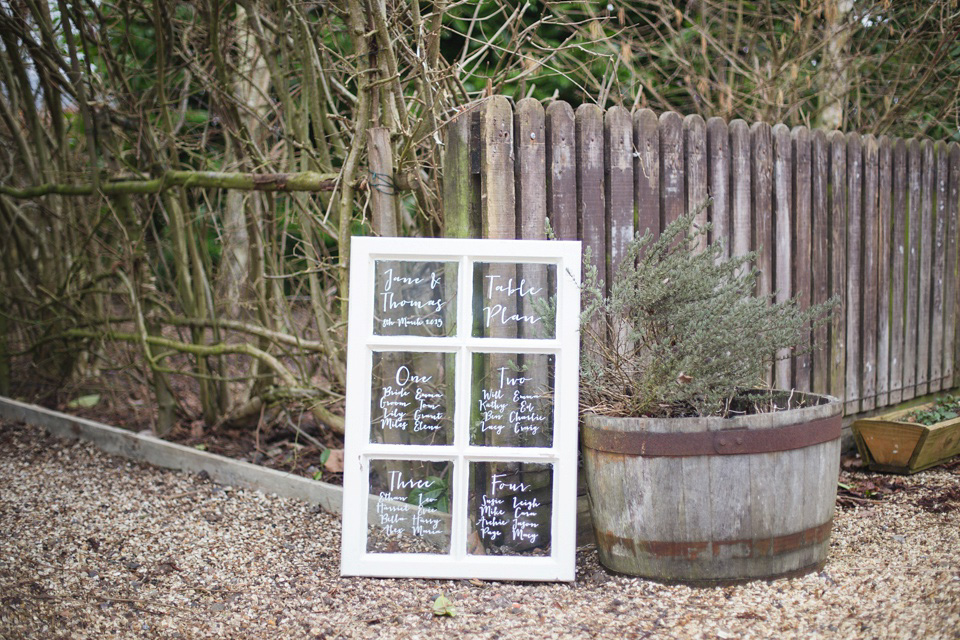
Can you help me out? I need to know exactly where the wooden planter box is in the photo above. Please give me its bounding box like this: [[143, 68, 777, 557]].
[[852, 404, 960, 474]]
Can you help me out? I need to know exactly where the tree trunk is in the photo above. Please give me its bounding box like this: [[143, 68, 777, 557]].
[[220, 182, 253, 320], [147, 315, 178, 435], [0, 301, 9, 396], [217, 5, 271, 320], [817, 0, 854, 131]]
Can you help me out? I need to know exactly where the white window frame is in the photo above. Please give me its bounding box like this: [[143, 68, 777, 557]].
[[340, 236, 582, 582]]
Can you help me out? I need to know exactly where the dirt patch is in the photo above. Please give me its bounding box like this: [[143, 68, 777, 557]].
[[166, 418, 345, 485], [56, 398, 347, 485], [7, 348, 348, 486], [836, 468, 915, 510], [916, 486, 960, 514], [837, 451, 960, 513]]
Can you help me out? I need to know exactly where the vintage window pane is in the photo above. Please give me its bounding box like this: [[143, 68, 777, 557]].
[[472, 262, 556, 339], [371, 352, 456, 446], [374, 260, 457, 337], [470, 353, 554, 447], [367, 459, 453, 554], [467, 462, 553, 556]]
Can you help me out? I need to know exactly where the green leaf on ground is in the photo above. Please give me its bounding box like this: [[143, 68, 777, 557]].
[[67, 394, 100, 408], [432, 594, 456, 617]]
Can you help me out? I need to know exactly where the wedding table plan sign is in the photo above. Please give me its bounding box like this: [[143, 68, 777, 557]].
[[340, 236, 582, 581]]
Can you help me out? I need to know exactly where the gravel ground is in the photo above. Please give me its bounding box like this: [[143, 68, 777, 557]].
[[1, 419, 958, 640]]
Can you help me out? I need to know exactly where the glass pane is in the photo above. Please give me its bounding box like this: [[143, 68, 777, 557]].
[[374, 260, 457, 337], [468, 462, 553, 556], [472, 262, 556, 339], [367, 459, 453, 554], [470, 353, 554, 447], [371, 352, 456, 446]]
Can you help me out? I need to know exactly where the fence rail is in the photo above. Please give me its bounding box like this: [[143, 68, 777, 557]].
[[442, 96, 960, 415]]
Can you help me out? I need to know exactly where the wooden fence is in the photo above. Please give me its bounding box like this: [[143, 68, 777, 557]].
[[442, 96, 960, 416]]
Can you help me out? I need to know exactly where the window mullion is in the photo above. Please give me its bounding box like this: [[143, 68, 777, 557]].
[[450, 254, 473, 560]]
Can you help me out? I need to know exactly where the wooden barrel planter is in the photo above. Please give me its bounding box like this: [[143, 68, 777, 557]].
[[582, 391, 842, 585]]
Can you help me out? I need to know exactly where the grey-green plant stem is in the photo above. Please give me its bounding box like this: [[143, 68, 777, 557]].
[[338, 0, 374, 322], [0, 171, 344, 199]]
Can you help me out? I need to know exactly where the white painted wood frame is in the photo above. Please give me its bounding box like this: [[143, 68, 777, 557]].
[[340, 236, 581, 581]]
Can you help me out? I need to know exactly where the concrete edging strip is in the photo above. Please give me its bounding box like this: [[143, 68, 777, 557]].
[[0, 396, 344, 514]]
